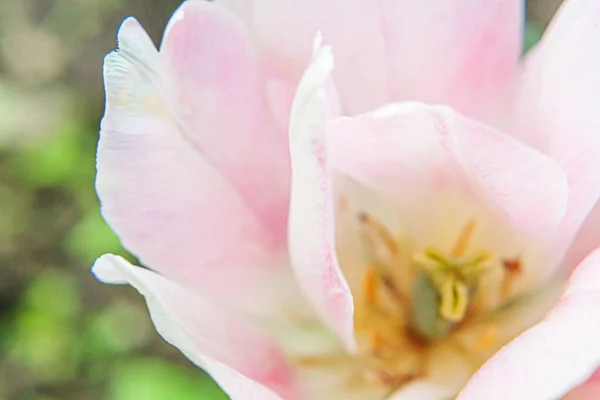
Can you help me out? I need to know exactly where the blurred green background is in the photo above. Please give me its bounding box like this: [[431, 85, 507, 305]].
[[0, 1, 560, 399]]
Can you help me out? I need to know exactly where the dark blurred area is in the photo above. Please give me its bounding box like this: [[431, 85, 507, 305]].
[[0, 1, 561, 399]]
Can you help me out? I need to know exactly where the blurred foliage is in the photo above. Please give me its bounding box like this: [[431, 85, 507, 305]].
[[0, 0, 226, 399], [0, 1, 552, 400]]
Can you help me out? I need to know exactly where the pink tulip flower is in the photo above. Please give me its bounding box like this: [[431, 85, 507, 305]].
[[93, 0, 600, 398]]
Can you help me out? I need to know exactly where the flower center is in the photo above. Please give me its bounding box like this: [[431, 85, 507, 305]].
[[410, 218, 490, 342], [353, 213, 520, 389]]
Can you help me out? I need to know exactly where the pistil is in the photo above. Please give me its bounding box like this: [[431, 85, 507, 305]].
[[411, 219, 491, 333], [354, 214, 501, 389]]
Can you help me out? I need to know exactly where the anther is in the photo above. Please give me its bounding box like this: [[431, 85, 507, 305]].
[[503, 258, 522, 274], [501, 257, 522, 298], [362, 267, 378, 308]]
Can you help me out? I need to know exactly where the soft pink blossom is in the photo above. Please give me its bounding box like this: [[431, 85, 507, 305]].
[[93, 0, 600, 398]]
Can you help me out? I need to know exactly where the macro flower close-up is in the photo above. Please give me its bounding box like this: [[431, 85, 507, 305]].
[[92, 0, 600, 399]]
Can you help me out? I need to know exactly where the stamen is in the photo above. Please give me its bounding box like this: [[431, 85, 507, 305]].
[[362, 267, 378, 308], [381, 274, 408, 304], [358, 212, 399, 265], [358, 213, 409, 306], [354, 214, 504, 387], [296, 354, 357, 367], [501, 258, 522, 298], [451, 218, 477, 258]]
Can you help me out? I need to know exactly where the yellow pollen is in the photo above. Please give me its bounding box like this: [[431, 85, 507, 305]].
[[474, 326, 500, 350]]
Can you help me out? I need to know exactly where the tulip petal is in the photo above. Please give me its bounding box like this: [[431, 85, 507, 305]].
[[329, 103, 568, 298], [223, 0, 522, 119], [387, 381, 456, 400], [250, 0, 388, 114], [98, 7, 297, 314], [563, 369, 600, 400], [329, 102, 568, 242], [287, 38, 355, 351], [514, 0, 600, 261], [160, 1, 291, 238], [196, 357, 285, 400], [458, 248, 600, 400], [92, 254, 300, 399], [564, 202, 600, 272], [380, 0, 523, 120]]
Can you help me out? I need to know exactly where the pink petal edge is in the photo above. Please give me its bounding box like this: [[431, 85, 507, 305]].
[[328, 102, 568, 242], [514, 0, 600, 264], [287, 36, 355, 351], [97, 6, 298, 316], [92, 254, 300, 400]]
